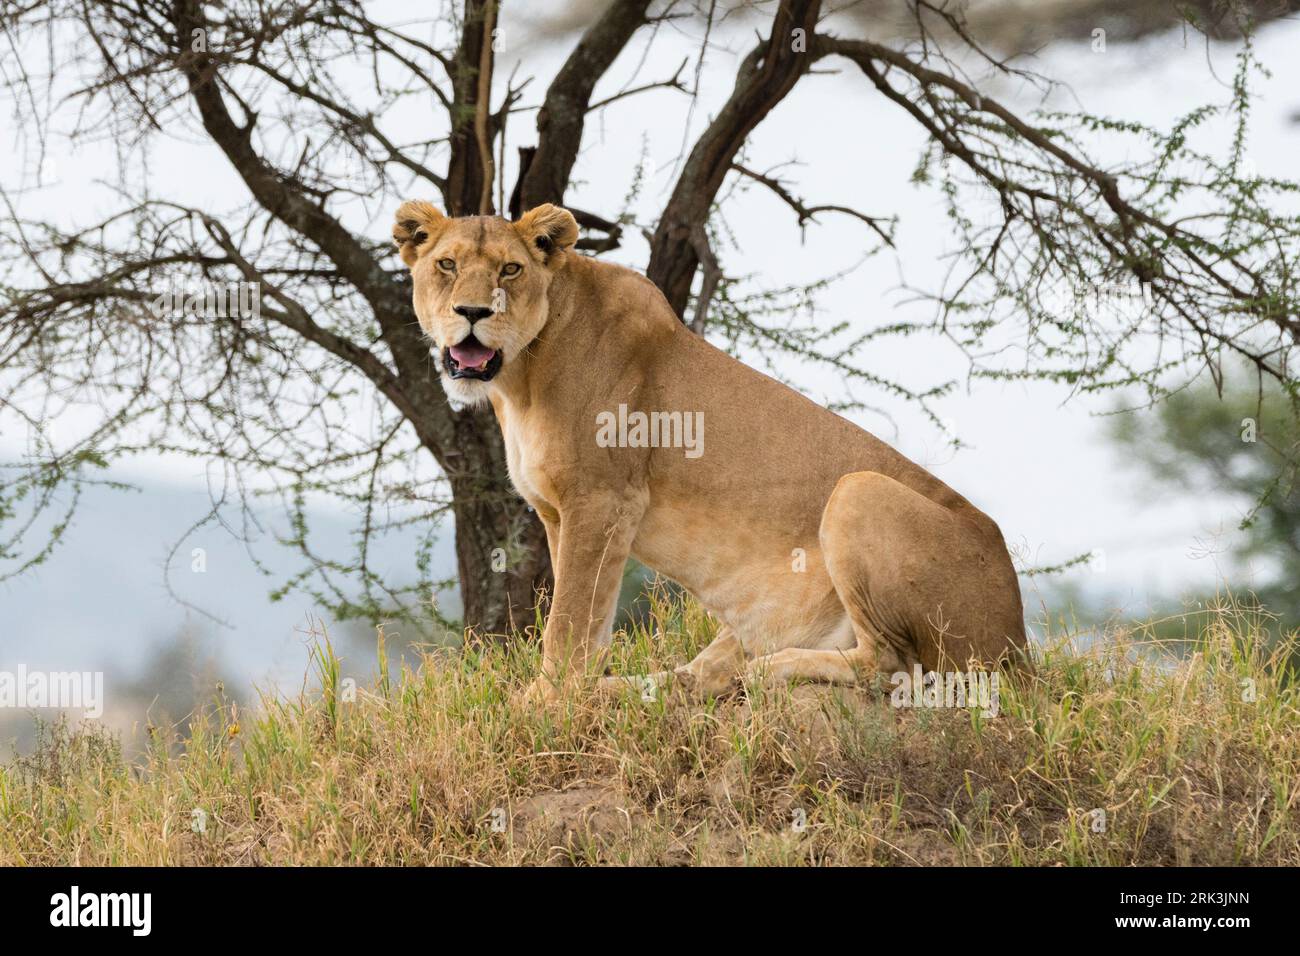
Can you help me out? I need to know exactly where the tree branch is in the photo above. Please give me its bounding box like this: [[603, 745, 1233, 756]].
[[587, 57, 690, 112], [731, 161, 896, 246], [817, 31, 1300, 348], [518, 0, 654, 209], [646, 0, 823, 318]]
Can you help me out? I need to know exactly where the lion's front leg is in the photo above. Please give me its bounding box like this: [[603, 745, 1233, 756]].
[[524, 496, 643, 702]]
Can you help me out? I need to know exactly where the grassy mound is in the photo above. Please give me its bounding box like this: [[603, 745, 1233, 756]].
[[2, 594, 1297, 865]]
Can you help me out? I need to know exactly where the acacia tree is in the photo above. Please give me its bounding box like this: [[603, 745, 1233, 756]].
[[2, 0, 1298, 637]]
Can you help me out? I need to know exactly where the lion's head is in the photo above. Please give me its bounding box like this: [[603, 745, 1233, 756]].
[[393, 201, 579, 407]]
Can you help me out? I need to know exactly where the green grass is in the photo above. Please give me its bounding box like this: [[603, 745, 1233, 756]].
[[2, 590, 1298, 865]]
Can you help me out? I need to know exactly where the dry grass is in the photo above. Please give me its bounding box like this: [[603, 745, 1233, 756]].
[[2, 591, 1298, 866]]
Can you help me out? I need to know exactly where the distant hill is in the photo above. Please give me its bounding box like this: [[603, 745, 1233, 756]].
[[0, 475, 456, 691]]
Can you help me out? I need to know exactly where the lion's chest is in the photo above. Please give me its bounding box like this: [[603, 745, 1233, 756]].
[[498, 410, 560, 522]]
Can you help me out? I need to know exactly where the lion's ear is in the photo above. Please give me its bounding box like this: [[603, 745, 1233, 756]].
[[513, 204, 579, 265], [392, 200, 447, 268]]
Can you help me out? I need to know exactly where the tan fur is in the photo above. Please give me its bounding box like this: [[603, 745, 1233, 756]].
[[396, 202, 1027, 702]]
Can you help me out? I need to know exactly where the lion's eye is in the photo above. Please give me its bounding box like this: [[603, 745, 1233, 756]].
[[501, 262, 522, 277], [437, 258, 456, 272]]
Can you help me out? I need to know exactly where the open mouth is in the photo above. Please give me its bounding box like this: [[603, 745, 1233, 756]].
[[443, 334, 502, 381]]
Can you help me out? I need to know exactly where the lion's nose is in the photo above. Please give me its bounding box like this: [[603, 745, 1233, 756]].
[[453, 304, 494, 323]]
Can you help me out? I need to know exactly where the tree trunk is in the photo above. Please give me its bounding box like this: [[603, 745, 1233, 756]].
[[446, 0, 496, 217], [427, 0, 551, 638]]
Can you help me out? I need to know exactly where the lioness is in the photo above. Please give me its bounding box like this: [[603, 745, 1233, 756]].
[[394, 200, 1027, 701]]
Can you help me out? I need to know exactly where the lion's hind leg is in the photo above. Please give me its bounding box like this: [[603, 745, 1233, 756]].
[[743, 641, 880, 686], [817, 470, 1026, 676], [600, 625, 746, 700], [746, 470, 1025, 688]]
